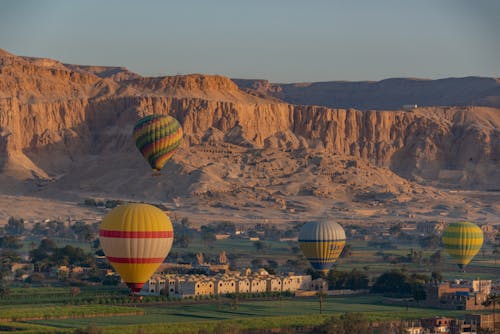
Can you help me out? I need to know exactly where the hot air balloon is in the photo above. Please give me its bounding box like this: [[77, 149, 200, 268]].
[[99, 203, 174, 294], [133, 114, 183, 173], [298, 221, 346, 275], [442, 221, 483, 270]]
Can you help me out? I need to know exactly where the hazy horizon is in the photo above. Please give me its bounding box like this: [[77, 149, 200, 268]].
[[1, 0, 499, 82]]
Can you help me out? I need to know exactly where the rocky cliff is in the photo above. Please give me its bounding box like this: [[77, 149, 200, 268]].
[[0, 49, 499, 202]]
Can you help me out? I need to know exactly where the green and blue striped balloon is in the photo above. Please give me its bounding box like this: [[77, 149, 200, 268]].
[[132, 115, 183, 172]]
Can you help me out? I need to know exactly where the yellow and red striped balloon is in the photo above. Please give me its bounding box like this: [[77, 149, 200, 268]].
[[442, 221, 483, 270], [99, 203, 174, 293], [133, 114, 183, 172]]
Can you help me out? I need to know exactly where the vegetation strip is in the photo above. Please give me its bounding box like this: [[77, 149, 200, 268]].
[[0, 305, 142, 322]]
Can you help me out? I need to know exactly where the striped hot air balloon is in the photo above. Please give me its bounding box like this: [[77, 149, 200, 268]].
[[298, 221, 346, 275], [99, 203, 174, 294], [442, 221, 483, 270], [133, 114, 183, 173]]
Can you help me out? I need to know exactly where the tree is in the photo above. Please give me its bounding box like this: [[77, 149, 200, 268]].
[[419, 234, 440, 249], [73, 325, 103, 334], [327, 269, 368, 290], [0, 236, 22, 249], [429, 250, 442, 266], [267, 259, 278, 269], [482, 293, 499, 334], [103, 275, 120, 286], [174, 233, 191, 248], [318, 313, 371, 334], [0, 281, 10, 298], [431, 271, 443, 285], [340, 244, 352, 258], [180, 217, 191, 229], [251, 258, 263, 270], [69, 287, 81, 298], [411, 283, 426, 304], [306, 268, 323, 280], [0, 248, 20, 281], [200, 228, 216, 248], [71, 222, 95, 243], [214, 222, 236, 234], [31, 222, 47, 236], [371, 270, 411, 296], [253, 241, 265, 251], [390, 223, 402, 236], [39, 238, 57, 252], [5, 217, 24, 236]]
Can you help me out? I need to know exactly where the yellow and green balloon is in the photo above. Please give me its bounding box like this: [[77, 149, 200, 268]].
[[99, 203, 174, 294], [133, 114, 183, 172], [298, 221, 346, 275], [442, 221, 483, 270]]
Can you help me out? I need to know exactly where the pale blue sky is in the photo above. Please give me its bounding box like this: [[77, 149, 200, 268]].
[[0, 0, 499, 82]]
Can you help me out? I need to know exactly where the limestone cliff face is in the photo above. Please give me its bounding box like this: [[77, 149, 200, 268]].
[[0, 49, 499, 190]]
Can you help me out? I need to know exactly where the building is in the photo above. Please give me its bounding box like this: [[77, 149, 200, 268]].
[[214, 276, 236, 295], [465, 313, 500, 333], [143, 270, 313, 298], [472, 280, 491, 295], [402, 104, 418, 110], [249, 277, 267, 293], [236, 278, 251, 293], [283, 274, 312, 291], [177, 277, 215, 297], [266, 277, 282, 292], [421, 317, 453, 333], [404, 327, 425, 334], [403, 326, 424, 334], [416, 221, 445, 235], [423, 280, 494, 310]]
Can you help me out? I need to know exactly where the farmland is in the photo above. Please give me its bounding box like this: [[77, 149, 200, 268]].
[[6, 295, 469, 333]]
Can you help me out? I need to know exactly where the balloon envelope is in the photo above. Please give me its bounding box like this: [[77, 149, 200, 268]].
[[298, 221, 346, 274], [133, 114, 183, 172], [99, 203, 174, 293], [442, 221, 483, 269]]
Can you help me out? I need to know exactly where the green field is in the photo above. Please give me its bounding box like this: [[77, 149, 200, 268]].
[[0, 286, 131, 306], [0, 304, 142, 321], [19, 295, 469, 333]]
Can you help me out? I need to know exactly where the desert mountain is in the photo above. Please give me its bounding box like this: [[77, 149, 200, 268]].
[[234, 77, 500, 110], [0, 49, 499, 224]]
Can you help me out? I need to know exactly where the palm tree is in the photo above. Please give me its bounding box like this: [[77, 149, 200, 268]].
[[482, 293, 499, 334]]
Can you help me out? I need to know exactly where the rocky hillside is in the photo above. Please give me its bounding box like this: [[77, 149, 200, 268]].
[[0, 49, 499, 206]]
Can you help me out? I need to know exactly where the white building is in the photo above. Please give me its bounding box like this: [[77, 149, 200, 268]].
[[143, 271, 313, 298]]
